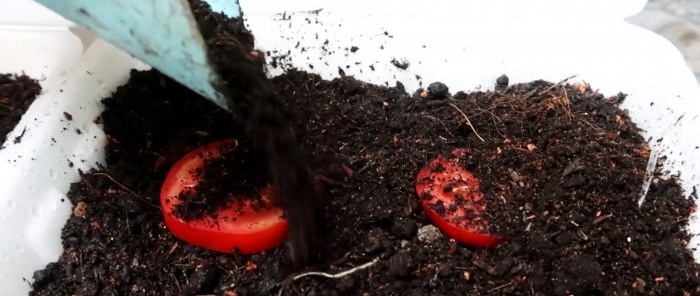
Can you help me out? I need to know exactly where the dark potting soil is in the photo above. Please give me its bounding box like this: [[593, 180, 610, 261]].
[[29, 65, 700, 295], [190, 0, 321, 263], [29, 1, 700, 295], [174, 138, 271, 221], [0, 73, 41, 146]]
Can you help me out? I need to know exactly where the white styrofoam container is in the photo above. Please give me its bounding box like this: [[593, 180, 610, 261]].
[[0, 0, 698, 295]]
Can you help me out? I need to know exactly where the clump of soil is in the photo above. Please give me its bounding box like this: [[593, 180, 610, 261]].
[[0, 73, 41, 146], [28, 2, 700, 296]]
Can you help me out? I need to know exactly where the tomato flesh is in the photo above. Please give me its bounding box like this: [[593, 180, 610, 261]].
[[160, 138, 287, 254], [415, 151, 505, 248]]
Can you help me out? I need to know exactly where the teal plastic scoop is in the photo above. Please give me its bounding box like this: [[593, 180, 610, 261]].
[[33, 0, 241, 111]]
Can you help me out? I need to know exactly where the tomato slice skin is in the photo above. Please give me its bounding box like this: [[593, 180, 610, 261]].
[[416, 152, 505, 249], [160, 138, 287, 254]]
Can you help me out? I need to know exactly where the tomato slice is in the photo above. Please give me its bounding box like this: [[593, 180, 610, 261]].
[[415, 150, 505, 248], [160, 138, 287, 254]]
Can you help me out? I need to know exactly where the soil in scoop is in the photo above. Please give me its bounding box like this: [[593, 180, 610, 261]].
[[190, 0, 320, 263], [29, 3, 700, 296], [0, 73, 41, 146], [29, 65, 700, 295]]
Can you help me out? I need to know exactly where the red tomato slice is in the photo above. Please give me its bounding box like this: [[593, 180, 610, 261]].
[[416, 151, 505, 248], [160, 138, 287, 254]]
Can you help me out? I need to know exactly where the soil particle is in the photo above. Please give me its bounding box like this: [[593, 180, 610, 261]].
[[391, 219, 418, 239], [390, 58, 410, 70], [412, 88, 428, 101], [427, 81, 450, 99], [495, 74, 509, 91], [388, 251, 413, 278], [0, 73, 41, 146], [363, 228, 391, 255], [336, 274, 357, 292], [13, 126, 27, 144]]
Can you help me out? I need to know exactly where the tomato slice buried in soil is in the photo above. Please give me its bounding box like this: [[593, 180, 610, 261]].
[[416, 149, 505, 248], [160, 138, 287, 254]]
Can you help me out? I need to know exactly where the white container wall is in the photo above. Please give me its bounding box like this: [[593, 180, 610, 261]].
[[1, 0, 698, 295]]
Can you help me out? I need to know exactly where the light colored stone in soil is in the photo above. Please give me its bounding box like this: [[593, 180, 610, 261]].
[[417, 225, 443, 243]]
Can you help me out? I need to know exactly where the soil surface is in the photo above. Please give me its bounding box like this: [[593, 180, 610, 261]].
[[29, 67, 700, 295], [0, 73, 41, 146], [29, 2, 700, 296]]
